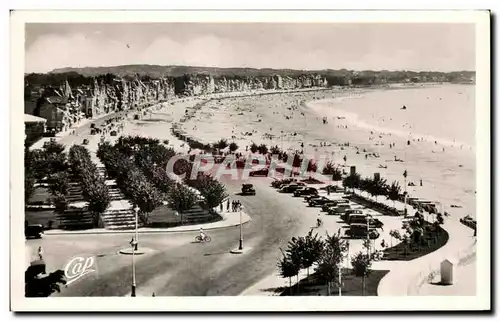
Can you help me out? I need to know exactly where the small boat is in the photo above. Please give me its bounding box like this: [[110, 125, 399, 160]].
[[401, 105, 407, 110]]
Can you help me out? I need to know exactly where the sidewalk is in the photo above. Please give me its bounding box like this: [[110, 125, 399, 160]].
[[44, 210, 251, 236]]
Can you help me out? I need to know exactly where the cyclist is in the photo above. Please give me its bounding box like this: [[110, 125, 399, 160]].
[[199, 227, 206, 242], [316, 215, 323, 227]]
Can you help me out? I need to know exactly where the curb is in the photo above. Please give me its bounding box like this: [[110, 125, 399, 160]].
[[44, 213, 252, 236]]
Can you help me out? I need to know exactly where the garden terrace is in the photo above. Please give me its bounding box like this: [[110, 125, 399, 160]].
[[279, 268, 389, 296], [382, 220, 449, 261]]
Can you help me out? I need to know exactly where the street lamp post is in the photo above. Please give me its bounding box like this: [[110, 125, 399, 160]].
[[366, 214, 372, 259], [239, 206, 244, 250], [403, 170, 408, 217], [130, 238, 137, 297], [134, 205, 139, 251]]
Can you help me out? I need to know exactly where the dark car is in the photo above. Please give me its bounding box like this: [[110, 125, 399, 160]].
[[321, 199, 349, 212], [241, 183, 256, 196], [280, 182, 305, 193], [25, 224, 44, 239], [345, 224, 380, 239], [308, 196, 336, 207], [249, 168, 269, 177], [294, 187, 318, 197]]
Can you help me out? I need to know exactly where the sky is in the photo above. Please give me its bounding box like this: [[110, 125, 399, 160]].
[[25, 23, 476, 73]]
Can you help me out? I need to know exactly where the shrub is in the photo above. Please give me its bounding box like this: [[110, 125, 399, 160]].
[[250, 142, 258, 153], [229, 142, 239, 153]]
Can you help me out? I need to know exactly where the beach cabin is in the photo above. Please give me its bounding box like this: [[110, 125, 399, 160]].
[[440, 258, 457, 285]]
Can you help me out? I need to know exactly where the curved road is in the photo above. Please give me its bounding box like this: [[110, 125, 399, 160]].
[[30, 174, 317, 297]]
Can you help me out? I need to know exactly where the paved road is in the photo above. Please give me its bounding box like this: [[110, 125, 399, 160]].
[[29, 174, 318, 296]]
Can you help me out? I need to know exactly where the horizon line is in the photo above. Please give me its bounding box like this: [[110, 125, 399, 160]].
[[25, 63, 477, 75]]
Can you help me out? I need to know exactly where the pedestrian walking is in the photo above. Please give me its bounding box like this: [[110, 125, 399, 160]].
[[227, 199, 230, 211], [220, 203, 223, 212]]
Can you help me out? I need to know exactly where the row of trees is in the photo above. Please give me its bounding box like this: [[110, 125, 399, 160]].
[[25, 141, 69, 203], [342, 172, 403, 206], [68, 145, 111, 227], [97, 136, 230, 225], [96, 141, 163, 225], [278, 230, 373, 296]]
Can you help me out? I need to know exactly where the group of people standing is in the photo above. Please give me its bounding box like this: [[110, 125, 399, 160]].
[[220, 199, 243, 212]]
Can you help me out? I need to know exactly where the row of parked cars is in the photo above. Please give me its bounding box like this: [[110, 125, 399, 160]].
[[273, 179, 382, 240]]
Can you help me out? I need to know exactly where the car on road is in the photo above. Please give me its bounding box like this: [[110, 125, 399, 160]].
[[293, 187, 318, 197], [241, 183, 256, 196], [345, 223, 380, 239]]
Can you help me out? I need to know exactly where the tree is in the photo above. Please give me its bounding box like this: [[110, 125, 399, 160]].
[[322, 161, 336, 175], [52, 193, 68, 214], [331, 166, 343, 186], [389, 229, 401, 247], [25, 264, 67, 297], [277, 250, 300, 295], [215, 138, 228, 150], [350, 251, 372, 296], [85, 179, 111, 227], [386, 181, 402, 207], [199, 179, 229, 212], [43, 141, 65, 155], [229, 142, 239, 154], [301, 230, 324, 280], [47, 172, 70, 196], [250, 142, 258, 153], [359, 178, 371, 197], [257, 144, 268, 155], [367, 176, 388, 202], [342, 172, 361, 193], [270, 145, 281, 155], [130, 177, 163, 225], [285, 237, 304, 291], [315, 231, 348, 295], [25, 169, 36, 203], [167, 182, 199, 225]]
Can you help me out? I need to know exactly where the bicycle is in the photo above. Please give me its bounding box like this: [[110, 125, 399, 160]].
[[195, 235, 212, 243]]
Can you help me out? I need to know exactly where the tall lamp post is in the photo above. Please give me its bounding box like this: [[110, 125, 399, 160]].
[[130, 237, 137, 297], [366, 214, 372, 259], [403, 170, 408, 217], [239, 206, 244, 250], [134, 205, 139, 251]]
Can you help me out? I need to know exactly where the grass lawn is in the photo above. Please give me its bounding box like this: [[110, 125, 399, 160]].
[[25, 210, 59, 229], [382, 223, 449, 261], [280, 268, 389, 296], [147, 205, 222, 228], [27, 187, 52, 205]]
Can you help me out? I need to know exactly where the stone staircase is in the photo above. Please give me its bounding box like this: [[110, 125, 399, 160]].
[[94, 163, 139, 230], [101, 208, 142, 230], [181, 203, 217, 224], [57, 208, 94, 230], [65, 182, 85, 203]]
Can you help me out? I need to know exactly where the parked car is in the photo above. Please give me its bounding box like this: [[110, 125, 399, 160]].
[[25, 224, 44, 239], [321, 199, 349, 212], [309, 196, 337, 207], [326, 204, 351, 215], [241, 183, 256, 196], [294, 187, 318, 197], [280, 182, 305, 193], [345, 223, 380, 239], [304, 194, 322, 203], [249, 168, 269, 177]]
